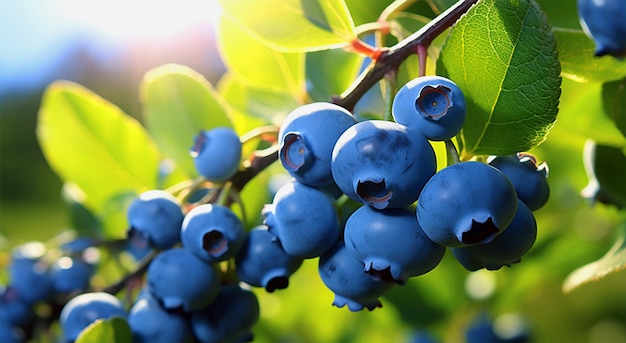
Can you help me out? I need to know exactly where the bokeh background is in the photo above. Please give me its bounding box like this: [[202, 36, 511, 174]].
[[1, 1, 625, 342]]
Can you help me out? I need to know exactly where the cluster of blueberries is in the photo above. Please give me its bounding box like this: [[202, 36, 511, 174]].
[[1, 75, 549, 343]]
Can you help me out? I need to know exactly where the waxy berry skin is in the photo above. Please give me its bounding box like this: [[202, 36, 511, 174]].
[[235, 226, 303, 293], [489, 153, 550, 211], [417, 161, 518, 248], [392, 75, 467, 141], [263, 181, 341, 259], [452, 200, 538, 271], [577, 0, 626, 58], [279, 102, 357, 188], [126, 190, 184, 250], [343, 205, 446, 285], [181, 203, 246, 263], [318, 240, 395, 312], [331, 120, 436, 210], [191, 127, 242, 183], [59, 292, 126, 343], [146, 248, 220, 312]]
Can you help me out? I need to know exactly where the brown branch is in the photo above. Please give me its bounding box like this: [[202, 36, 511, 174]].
[[335, 0, 479, 111]]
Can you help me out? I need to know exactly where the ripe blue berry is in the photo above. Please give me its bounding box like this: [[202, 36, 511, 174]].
[[128, 293, 194, 343], [0, 286, 32, 327], [417, 161, 518, 247], [392, 75, 466, 141], [263, 181, 341, 259], [0, 323, 26, 343], [9, 243, 54, 304], [190, 283, 260, 343], [59, 292, 126, 342], [50, 256, 95, 294], [191, 127, 242, 182], [318, 241, 395, 311], [489, 153, 550, 211], [452, 200, 537, 271], [235, 226, 303, 292], [578, 0, 626, 57], [279, 102, 357, 187], [344, 206, 445, 284], [126, 190, 184, 250], [147, 248, 220, 311], [181, 204, 245, 263], [331, 120, 436, 210]]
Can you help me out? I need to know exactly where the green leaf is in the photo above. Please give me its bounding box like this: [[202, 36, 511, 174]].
[[218, 73, 301, 128], [603, 77, 626, 138], [581, 141, 626, 209], [141, 64, 233, 178], [75, 317, 132, 343], [218, 16, 306, 97], [37, 81, 160, 233], [553, 28, 626, 83], [563, 224, 626, 293], [305, 48, 362, 102], [216, 0, 356, 52], [437, 0, 561, 157]]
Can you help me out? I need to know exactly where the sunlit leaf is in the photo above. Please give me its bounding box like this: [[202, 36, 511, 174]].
[[217, 0, 356, 52], [553, 28, 626, 83], [141, 64, 232, 178], [581, 141, 626, 209], [563, 224, 626, 293], [306, 48, 362, 102], [602, 77, 626, 138], [218, 15, 306, 98], [37, 81, 160, 229], [75, 317, 132, 343], [437, 0, 561, 157]]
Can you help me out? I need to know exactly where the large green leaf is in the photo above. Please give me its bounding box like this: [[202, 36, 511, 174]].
[[437, 0, 561, 158], [554, 28, 626, 83], [37, 81, 160, 225], [218, 16, 306, 97], [75, 317, 132, 343], [603, 77, 626, 138], [563, 224, 626, 293], [216, 0, 356, 52], [141, 64, 232, 178], [306, 48, 362, 102]]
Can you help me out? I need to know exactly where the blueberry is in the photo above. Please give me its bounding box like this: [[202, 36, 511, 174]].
[[392, 75, 466, 141], [0, 323, 26, 343], [318, 240, 395, 311], [0, 286, 33, 327], [489, 153, 550, 211], [190, 283, 260, 343], [235, 226, 303, 292], [147, 248, 220, 311], [59, 292, 126, 342], [279, 102, 357, 187], [578, 0, 626, 58], [452, 200, 537, 271], [128, 292, 194, 343], [126, 189, 184, 250], [263, 181, 341, 259], [331, 120, 436, 210], [343, 205, 445, 284], [417, 161, 518, 247], [191, 127, 242, 182], [49, 256, 96, 294], [9, 242, 54, 304], [181, 203, 246, 263]]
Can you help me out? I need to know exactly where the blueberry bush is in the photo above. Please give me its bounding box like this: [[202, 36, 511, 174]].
[[3, 0, 626, 342]]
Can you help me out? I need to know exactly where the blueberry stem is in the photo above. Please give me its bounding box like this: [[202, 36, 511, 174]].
[[445, 139, 460, 166]]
